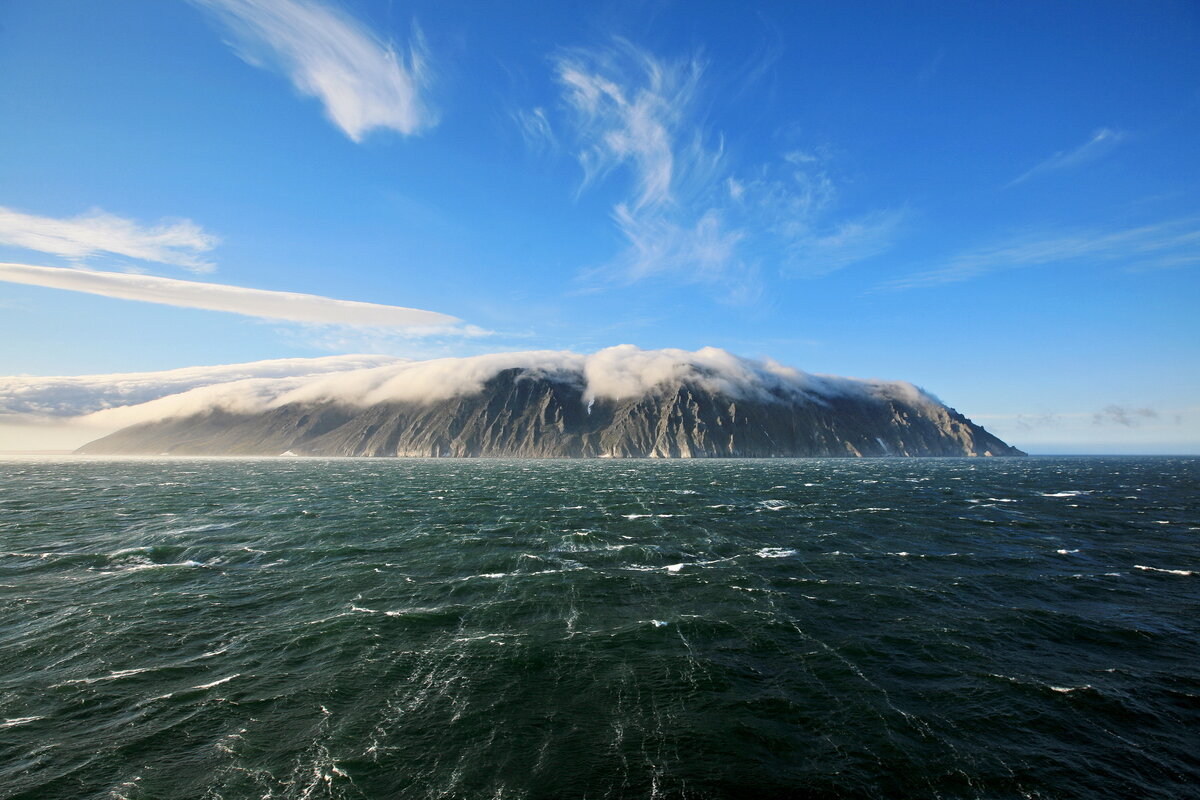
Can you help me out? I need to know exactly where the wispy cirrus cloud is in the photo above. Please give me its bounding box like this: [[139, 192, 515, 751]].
[[0, 206, 218, 272], [193, 0, 434, 142], [0, 262, 464, 330], [1007, 127, 1126, 187], [556, 43, 707, 211], [880, 216, 1200, 290], [513, 107, 556, 153], [541, 41, 903, 297]]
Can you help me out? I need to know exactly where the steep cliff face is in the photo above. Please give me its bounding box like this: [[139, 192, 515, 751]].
[[77, 368, 1024, 457]]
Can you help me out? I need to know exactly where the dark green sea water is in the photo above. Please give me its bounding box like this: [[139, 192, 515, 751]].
[[0, 456, 1197, 799]]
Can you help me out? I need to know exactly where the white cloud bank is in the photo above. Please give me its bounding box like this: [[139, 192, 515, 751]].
[[194, 0, 433, 142], [0, 354, 402, 418], [0, 262, 460, 328], [0, 354, 401, 451], [0, 347, 940, 450], [105, 346, 934, 429], [0, 206, 218, 272]]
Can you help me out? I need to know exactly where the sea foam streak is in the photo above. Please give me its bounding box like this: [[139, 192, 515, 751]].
[[1135, 565, 1195, 576]]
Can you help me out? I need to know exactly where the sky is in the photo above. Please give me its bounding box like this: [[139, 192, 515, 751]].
[[0, 0, 1197, 454]]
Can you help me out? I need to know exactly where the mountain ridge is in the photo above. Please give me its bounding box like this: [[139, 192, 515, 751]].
[[77, 365, 1024, 458]]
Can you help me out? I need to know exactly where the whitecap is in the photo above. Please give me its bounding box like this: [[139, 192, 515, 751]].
[[453, 633, 522, 644], [194, 674, 239, 690], [1041, 491, 1088, 498], [622, 514, 651, 520], [0, 716, 43, 729], [755, 547, 796, 559], [55, 666, 157, 686], [1135, 565, 1195, 576], [168, 522, 237, 535], [1056, 549, 1081, 555], [100, 561, 203, 575]]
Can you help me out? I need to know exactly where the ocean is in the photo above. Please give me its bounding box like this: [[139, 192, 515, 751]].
[[0, 456, 1196, 799]]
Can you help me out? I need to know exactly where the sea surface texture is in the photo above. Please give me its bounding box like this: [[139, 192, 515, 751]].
[[0, 457, 1197, 799]]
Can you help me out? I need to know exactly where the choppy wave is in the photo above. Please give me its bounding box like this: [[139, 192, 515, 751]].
[[0, 455, 1197, 799]]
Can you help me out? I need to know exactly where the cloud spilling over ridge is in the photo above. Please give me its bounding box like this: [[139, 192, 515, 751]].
[[0, 354, 402, 418], [194, 0, 433, 141], [73, 346, 941, 431], [0, 206, 218, 272], [0, 263, 461, 329]]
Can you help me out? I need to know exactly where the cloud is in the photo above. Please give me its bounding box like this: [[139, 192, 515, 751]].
[[542, 42, 900, 294], [78, 346, 937, 432], [0, 354, 404, 452], [556, 43, 706, 210], [0, 354, 401, 418], [1093, 405, 1158, 427], [0, 206, 218, 272], [970, 406, 1199, 454], [550, 43, 752, 294], [611, 206, 745, 283], [881, 216, 1200, 290], [0, 262, 461, 329], [782, 208, 907, 277], [194, 0, 433, 142], [1007, 128, 1126, 187], [514, 107, 556, 153], [0, 347, 951, 451]]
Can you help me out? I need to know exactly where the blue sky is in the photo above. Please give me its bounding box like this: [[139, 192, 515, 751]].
[[1, 0, 1197, 453]]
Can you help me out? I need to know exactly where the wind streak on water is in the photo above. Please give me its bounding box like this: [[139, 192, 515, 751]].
[[0, 457, 1197, 799]]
